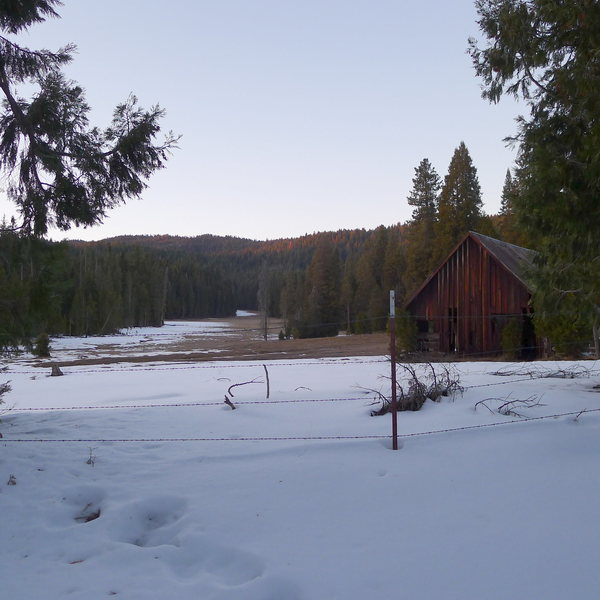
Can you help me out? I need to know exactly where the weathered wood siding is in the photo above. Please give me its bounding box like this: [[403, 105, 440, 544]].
[[407, 236, 532, 355]]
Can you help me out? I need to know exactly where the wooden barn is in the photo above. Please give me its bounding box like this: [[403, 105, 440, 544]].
[[405, 231, 537, 357]]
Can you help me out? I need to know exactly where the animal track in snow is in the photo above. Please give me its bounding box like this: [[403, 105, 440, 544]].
[[82, 494, 297, 595], [108, 495, 187, 548], [60, 484, 106, 525], [166, 533, 266, 585]]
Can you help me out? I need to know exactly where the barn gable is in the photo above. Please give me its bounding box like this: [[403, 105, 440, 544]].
[[405, 232, 537, 356]]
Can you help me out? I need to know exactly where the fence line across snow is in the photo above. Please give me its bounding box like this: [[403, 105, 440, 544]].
[[3, 407, 599, 444], [3, 372, 581, 413]]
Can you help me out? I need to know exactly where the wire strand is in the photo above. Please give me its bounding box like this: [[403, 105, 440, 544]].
[[3, 408, 598, 444]]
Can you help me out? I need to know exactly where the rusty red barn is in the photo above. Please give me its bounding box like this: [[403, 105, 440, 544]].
[[405, 231, 537, 357]]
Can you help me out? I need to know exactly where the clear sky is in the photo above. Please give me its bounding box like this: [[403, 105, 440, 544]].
[[0, 0, 523, 242]]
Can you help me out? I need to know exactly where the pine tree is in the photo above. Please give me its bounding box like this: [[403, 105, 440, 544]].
[[0, 1, 178, 236], [407, 158, 440, 224], [339, 258, 356, 333], [257, 262, 270, 341], [499, 169, 515, 216], [352, 226, 389, 332], [403, 158, 440, 294], [295, 241, 341, 338], [496, 168, 527, 246], [433, 142, 483, 264], [470, 0, 600, 355], [280, 271, 304, 337]]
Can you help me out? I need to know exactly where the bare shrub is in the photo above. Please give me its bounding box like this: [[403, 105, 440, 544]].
[[490, 364, 592, 379], [474, 393, 544, 417], [0, 379, 10, 403], [368, 363, 463, 416], [1, 374, 13, 436]]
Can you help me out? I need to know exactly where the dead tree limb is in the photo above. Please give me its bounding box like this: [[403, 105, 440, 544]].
[[474, 394, 544, 417], [227, 378, 262, 398]]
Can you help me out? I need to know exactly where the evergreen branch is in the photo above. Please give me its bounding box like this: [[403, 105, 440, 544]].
[[0, 0, 62, 34]]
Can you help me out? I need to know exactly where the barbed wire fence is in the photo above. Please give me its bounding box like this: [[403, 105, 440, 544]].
[[2, 312, 599, 446], [1, 360, 598, 444], [3, 409, 600, 444]]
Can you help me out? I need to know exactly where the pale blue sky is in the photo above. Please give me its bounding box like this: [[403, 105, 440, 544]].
[[1, 0, 522, 241]]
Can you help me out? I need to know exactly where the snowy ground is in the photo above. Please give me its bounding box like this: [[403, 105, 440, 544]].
[[2, 324, 600, 599], [44, 320, 235, 362]]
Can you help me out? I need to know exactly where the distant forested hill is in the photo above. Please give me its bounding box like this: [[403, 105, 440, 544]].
[[82, 228, 392, 328], [1, 226, 407, 348], [1, 206, 521, 350]]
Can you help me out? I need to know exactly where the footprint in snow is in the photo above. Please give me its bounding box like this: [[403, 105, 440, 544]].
[[107, 495, 188, 548], [166, 533, 266, 585], [60, 484, 106, 525], [105, 495, 301, 595]]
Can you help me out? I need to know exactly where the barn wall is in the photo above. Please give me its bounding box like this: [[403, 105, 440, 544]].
[[407, 237, 532, 355]]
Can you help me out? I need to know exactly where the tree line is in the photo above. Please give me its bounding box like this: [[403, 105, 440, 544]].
[[1, 138, 523, 350], [0, 233, 236, 350]]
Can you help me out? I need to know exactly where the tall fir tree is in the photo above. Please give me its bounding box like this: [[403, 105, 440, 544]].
[[351, 226, 389, 332], [433, 142, 483, 264], [295, 240, 341, 338], [407, 158, 440, 223], [496, 168, 527, 246], [257, 262, 270, 341], [470, 0, 600, 355], [499, 169, 515, 216], [403, 158, 440, 294]]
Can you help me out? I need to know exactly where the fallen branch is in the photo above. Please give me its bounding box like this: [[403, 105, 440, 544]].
[[227, 378, 262, 398], [365, 363, 463, 416], [355, 385, 389, 416], [490, 365, 592, 379], [474, 394, 544, 417]]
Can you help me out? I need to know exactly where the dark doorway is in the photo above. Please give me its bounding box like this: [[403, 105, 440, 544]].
[[448, 307, 458, 352], [520, 310, 537, 360]]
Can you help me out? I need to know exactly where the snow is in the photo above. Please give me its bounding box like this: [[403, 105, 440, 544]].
[[46, 320, 233, 362], [2, 326, 600, 599]]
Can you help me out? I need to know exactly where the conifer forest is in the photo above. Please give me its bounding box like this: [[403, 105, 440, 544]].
[[0, 141, 522, 350]]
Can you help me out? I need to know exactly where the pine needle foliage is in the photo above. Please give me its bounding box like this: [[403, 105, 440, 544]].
[[403, 158, 440, 294], [432, 142, 483, 265], [469, 0, 600, 354], [0, 0, 179, 236]]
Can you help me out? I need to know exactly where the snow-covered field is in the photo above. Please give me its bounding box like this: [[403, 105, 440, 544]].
[[2, 324, 600, 599], [45, 320, 235, 362]]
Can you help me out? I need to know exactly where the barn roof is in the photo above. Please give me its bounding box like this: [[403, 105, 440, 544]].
[[405, 231, 536, 308], [469, 231, 536, 287]]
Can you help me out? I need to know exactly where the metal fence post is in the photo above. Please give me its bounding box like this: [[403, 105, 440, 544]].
[[389, 290, 398, 450]]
